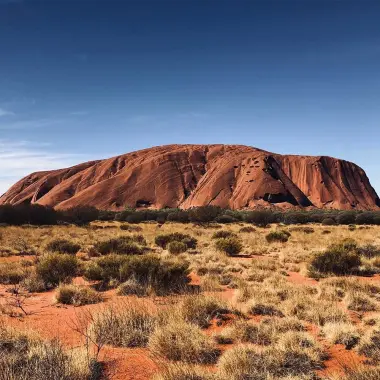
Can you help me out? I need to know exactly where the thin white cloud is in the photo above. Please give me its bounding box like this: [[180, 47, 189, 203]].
[[0, 140, 82, 195], [0, 108, 14, 117], [0, 118, 63, 130], [69, 111, 88, 116]]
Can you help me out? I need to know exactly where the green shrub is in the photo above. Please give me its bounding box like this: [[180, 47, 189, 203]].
[[243, 210, 274, 227], [211, 230, 237, 239], [166, 210, 190, 223], [337, 211, 357, 225], [119, 255, 190, 295], [36, 254, 79, 287], [94, 236, 144, 255], [56, 284, 103, 305], [46, 239, 81, 255], [188, 206, 223, 223], [321, 218, 337, 226], [167, 241, 188, 254], [119, 224, 143, 232], [309, 246, 361, 275], [215, 237, 243, 256], [265, 230, 290, 243], [215, 214, 236, 224], [84, 254, 128, 283], [155, 233, 197, 249], [61, 206, 99, 225], [239, 226, 256, 233], [356, 212, 375, 225]]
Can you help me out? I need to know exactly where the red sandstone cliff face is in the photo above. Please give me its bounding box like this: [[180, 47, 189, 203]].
[[0, 144, 379, 210]]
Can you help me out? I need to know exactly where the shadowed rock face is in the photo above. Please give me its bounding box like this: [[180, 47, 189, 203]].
[[1, 144, 379, 211]]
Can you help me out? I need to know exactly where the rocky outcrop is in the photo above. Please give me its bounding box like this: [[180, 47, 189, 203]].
[[1, 144, 379, 210]]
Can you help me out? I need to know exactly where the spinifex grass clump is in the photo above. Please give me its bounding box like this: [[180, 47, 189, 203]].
[[0, 325, 101, 379]]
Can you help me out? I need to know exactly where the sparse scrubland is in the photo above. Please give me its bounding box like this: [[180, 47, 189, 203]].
[[0, 205, 379, 379]]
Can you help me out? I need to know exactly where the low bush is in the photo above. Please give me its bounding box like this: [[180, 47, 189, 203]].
[[215, 214, 236, 224], [167, 241, 188, 254], [356, 212, 375, 225], [119, 224, 143, 232], [119, 255, 190, 295], [149, 320, 220, 364], [215, 237, 243, 256], [56, 284, 103, 305], [309, 245, 361, 275], [321, 217, 337, 226], [239, 226, 256, 233], [188, 206, 223, 223], [155, 233, 197, 249], [243, 210, 274, 227], [46, 239, 81, 255], [36, 254, 79, 287], [337, 211, 357, 225], [61, 206, 99, 225], [94, 236, 144, 255], [84, 254, 128, 283], [265, 230, 290, 243], [211, 230, 237, 239], [166, 210, 190, 223]]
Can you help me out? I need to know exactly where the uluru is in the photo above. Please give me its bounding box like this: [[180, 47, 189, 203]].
[[0, 144, 379, 211]]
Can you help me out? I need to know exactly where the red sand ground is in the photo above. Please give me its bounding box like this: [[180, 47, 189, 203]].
[[1, 255, 379, 379]]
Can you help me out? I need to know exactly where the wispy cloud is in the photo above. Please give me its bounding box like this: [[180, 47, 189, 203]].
[[128, 112, 210, 124], [0, 118, 63, 130], [0, 140, 82, 195], [69, 111, 88, 116], [0, 108, 14, 117]]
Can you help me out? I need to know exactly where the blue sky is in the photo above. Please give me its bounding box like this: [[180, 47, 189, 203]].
[[0, 0, 379, 195]]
